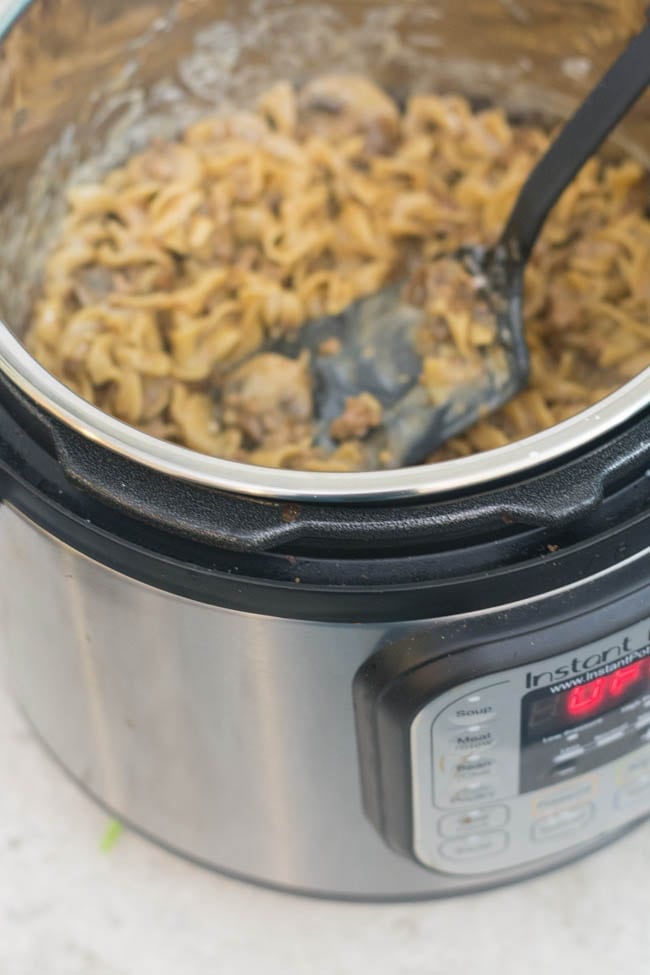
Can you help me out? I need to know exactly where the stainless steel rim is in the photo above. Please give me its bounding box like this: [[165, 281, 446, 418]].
[[1, 322, 648, 501], [1, 0, 648, 503]]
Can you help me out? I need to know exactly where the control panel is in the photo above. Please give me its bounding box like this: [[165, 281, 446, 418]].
[[410, 617, 650, 874]]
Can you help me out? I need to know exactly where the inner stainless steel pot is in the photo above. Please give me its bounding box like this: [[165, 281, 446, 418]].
[[0, 0, 647, 501]]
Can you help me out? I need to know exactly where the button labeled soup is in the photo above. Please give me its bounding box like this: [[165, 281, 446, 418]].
[[447, 694, 498, 726]]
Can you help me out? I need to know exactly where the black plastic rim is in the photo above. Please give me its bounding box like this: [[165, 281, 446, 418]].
[[0, 374, 649, 622]]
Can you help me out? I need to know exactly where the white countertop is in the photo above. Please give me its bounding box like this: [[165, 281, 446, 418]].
[[1, 677, 649, 975]]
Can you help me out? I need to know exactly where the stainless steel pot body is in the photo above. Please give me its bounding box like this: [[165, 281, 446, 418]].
[[1, 503, 649, 898]]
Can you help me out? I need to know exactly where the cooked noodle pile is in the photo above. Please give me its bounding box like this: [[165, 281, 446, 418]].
[[26, 77, 650, 470]]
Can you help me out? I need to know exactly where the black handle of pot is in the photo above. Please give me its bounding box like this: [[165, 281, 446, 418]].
[[500, 23, 650, 261]]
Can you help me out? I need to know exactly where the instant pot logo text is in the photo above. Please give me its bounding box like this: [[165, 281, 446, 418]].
[[525, 628, 650, 690]]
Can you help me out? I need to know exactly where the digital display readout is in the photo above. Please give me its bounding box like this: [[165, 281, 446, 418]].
[[522, 658, 650, 742]]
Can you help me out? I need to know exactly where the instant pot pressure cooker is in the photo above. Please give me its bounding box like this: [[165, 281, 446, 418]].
[[0, 0, 649, 899]]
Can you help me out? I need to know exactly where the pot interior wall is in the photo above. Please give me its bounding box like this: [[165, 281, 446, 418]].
[[0, 0, 647, 342]]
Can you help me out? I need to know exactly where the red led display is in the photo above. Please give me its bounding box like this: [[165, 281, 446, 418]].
[[566, 677, 607, 716], [523, 656, 650, 746], [609, 661, 644, 696], [565, 661, 648, 719]]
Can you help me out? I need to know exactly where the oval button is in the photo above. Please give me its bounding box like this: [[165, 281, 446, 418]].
[[618, 752, 650, 784], [447, 698, 498, 726], [438, 805, 509, 838], [439, 830, 508, 861], [451, 781, 499, 804], [531, 802, 594, 841], [454, 754, 498, 777], [615, 774, 650, 809], [450, 726, 497, 753]]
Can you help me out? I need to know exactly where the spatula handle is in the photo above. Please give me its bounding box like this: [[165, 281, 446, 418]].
[[501, 22, 650, 262]]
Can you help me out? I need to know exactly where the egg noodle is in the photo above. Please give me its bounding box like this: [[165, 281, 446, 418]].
[[26, 77, 650, 470]]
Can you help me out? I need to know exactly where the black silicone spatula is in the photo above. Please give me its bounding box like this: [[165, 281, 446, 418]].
[[273, 23, 650, 468]]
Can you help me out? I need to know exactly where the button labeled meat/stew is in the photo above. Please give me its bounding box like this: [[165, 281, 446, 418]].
[[449, 726, 496, 752]]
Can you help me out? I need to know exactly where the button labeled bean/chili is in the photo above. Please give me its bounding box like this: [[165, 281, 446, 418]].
[[454, 753, 498, 777]]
